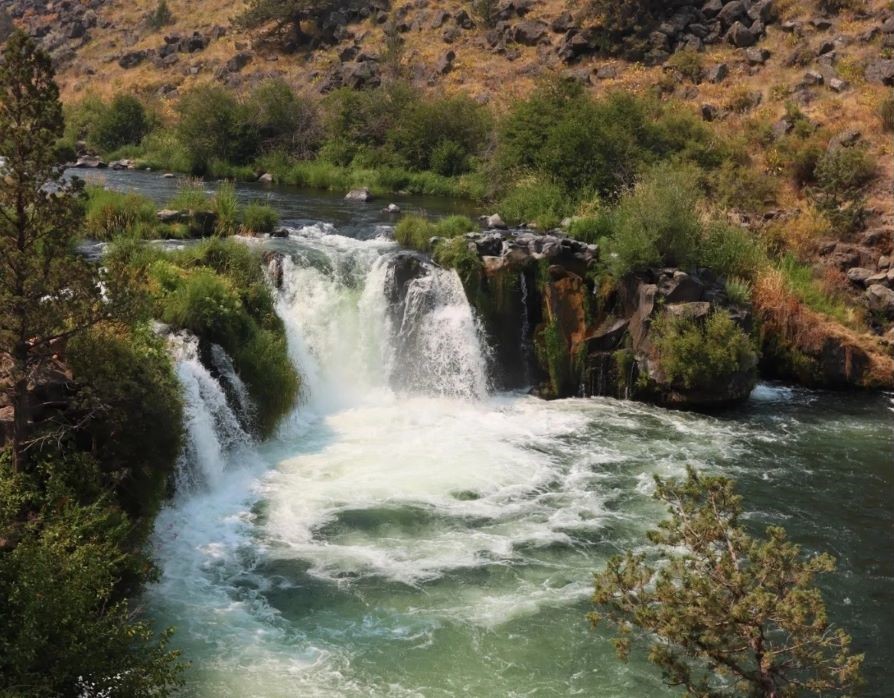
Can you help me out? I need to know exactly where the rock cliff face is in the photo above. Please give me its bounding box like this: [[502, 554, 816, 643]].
[[399, 229, 759, 409]]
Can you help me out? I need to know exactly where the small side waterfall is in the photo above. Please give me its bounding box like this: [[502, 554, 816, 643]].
[[209, 342, 255, 424], [168, 331, 253, 489]]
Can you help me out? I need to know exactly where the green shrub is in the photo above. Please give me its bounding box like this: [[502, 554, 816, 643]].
[[176, 85, 258, 174], [388, 93, 491, 174], [92, 94, 150, 153], [322, 83, 416, 164], [242, 201, 280, 233], [62, 95, 106, 151], [498, 177, 570, 230], [0, 455, 184, 697], [230, 329, 299, 437], [497, 85, 720, 203], [815, 146, 877, 198], [606, 165, 702, 274], [146, 0, 174, 29], [68, 325, 183, 523], [785, 138, 823, 187], [84, 185, 158, 240], [651, 309, 756, 391], [147, 238, 298, 435], [430, 140, 469, 177], [667, 48, 703, 83], [245, 78, 322, 158], [812, 146, 876, 232], [701, 221, 767, 281], [712, 161, 778, 212]]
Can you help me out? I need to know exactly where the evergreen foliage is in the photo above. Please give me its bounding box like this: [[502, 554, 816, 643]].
[[590, 467, 863, 697], [0, 32, 103, 471]]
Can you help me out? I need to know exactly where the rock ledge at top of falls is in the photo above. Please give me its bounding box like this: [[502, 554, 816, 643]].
[[425, 228, 757, 410]]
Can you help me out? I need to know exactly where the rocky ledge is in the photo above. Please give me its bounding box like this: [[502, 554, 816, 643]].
[[399, 228, 758, 409]]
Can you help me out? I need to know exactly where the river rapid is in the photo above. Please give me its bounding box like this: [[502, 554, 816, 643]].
[[93, 173, 893, 697]]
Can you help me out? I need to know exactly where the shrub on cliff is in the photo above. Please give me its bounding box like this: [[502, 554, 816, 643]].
[[68, 325, 184, 523], [0, 453, 185, 697], [651, 309, 756, 392], [811, 145, 876, 233]]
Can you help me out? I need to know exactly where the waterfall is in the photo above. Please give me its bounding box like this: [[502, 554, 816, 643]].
[[167, 331, 253, 489], [210, 343, 255, 424], [274, 225, 491, 410]]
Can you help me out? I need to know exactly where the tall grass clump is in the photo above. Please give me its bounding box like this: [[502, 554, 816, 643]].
[[242, 201, 280, 233], [394, 214, 476, 251], [212, 181, 239, 236], [169, 178, 211, 211], [880, 94, 894, 132], [498, 177, 570, 230], [84, 185, 158, 240]]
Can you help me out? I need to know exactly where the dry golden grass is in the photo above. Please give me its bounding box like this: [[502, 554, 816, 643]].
[[43, 0, 891, 230], [754, 268, 894, 387]]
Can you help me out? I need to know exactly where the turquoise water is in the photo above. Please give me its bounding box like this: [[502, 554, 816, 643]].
[[126, 175, 893, 697]]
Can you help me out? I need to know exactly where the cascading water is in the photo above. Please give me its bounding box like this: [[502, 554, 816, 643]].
[[167, 331, 253, 489], [144, 217, 893, 697]]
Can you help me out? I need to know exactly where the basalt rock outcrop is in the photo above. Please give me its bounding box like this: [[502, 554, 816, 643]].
[[426, 229, 757, 409]]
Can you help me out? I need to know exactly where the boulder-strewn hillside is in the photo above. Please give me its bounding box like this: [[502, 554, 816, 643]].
[[4, 0, 894, 384]]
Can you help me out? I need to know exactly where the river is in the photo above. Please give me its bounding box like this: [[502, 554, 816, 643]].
[[91, 171, 894, 697]]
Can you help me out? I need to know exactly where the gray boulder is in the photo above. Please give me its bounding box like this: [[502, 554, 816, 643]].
[[345, 188, 373, 202], [867, 284, 894, 317]]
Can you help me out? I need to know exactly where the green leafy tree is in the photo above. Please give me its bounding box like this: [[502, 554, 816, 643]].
[[0, 32, 103, 471], [175, 84, 258, 173], [590, 467, 863, 697], [93, 93, 151, 152]]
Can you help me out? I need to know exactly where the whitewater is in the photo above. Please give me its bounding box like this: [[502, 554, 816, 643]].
[[146, 215, 893, 697]]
